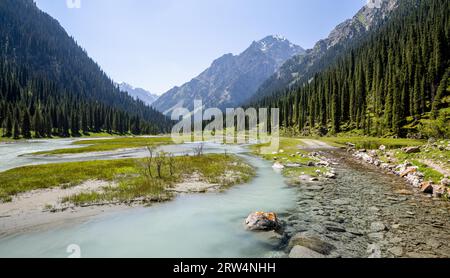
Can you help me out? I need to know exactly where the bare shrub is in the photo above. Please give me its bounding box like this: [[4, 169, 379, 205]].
[[193, 143, 205, 157], [154, 151, 167, 179]]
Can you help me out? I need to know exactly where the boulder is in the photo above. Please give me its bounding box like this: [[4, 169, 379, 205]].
[[379, 145, 386, 151], [289, 246, 325, 258], [307, 161, 316, 167], [420, 182, 434, 194], [400, 167, 418, 178], [402, 146, 421, 154], [245, 212, 280, 231], [288, 233, 335, 255], [325, 172, 337, 179]]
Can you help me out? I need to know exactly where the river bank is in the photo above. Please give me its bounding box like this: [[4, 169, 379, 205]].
[[0, 151, 255, 238], [0, 151, 296, 258], [1, 137, 449, 258], [260, 139, 450, 258]]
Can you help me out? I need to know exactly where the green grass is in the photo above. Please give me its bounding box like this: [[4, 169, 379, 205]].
[[320, 136, 424, 150], [282, 166, 324, 178], [0, 137, 14, 143], [0, 159, 138, 202], [411, 160, 444, 184], [370, 140, 449, 184], [0, 154, 255, 204], [33, 137, 173, 155], [251, 137, 324, 179]]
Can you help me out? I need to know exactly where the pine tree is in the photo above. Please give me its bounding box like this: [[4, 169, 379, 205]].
[[13, 120, 20, 139], [21, 109, 31, 139]]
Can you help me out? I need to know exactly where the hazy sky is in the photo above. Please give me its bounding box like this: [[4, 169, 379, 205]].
[[35, 0, 367, 94]]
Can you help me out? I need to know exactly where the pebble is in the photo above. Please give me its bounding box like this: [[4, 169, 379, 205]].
[[368, 232, 385, 241], [370, 222, 387, 232], [388, 247, 404, 257], [289, 246, 325, 258]]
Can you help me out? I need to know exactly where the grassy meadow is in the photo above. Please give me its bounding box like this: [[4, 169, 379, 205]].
[[0, 154, 255, 204]]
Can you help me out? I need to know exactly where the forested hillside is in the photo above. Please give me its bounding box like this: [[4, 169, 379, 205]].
[[256, 0, 449, 138], [0, 0, 172, 139]]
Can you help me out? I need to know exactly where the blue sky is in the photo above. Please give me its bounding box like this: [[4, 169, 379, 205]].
[[35, 0, 367, 94]]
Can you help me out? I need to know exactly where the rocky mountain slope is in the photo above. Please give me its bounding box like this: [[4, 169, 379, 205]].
[[118, 83, 159, 106], [250, 0, 398, 102], [153, 35, 304, 114]]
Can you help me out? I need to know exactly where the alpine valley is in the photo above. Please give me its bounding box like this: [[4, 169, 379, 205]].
[[0, 0, 449, 261]]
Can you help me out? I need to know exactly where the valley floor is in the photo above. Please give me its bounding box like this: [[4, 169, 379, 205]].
[[0, 135, 449, 258]]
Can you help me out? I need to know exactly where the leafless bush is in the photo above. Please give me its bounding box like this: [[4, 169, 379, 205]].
[[154, 151, 167, 179], [193, 143, 205, 157], [168, 153, 176, 177], [139, 146, 155, 179]]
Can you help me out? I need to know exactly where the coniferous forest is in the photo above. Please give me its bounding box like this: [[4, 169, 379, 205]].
[[255, 0, 450, 138], [0, 0, 172, 139]]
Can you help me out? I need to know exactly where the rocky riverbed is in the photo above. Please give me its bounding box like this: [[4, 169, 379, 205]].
[[276, 150, 450, 258]]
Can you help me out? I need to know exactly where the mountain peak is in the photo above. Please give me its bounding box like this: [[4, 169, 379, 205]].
[[259, 35, 288, 42], [118, 82, 159, 106], [153, 36, 304, 114], [253, 35, 303, 54]]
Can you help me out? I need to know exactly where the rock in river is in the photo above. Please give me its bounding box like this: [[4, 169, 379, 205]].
[[245, 212, 280, 231]]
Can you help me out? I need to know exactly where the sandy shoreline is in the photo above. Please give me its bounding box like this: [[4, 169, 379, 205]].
[[0, 175, 239, 238], [0, 180, 132, 238], [0, 203, 134, 239]]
